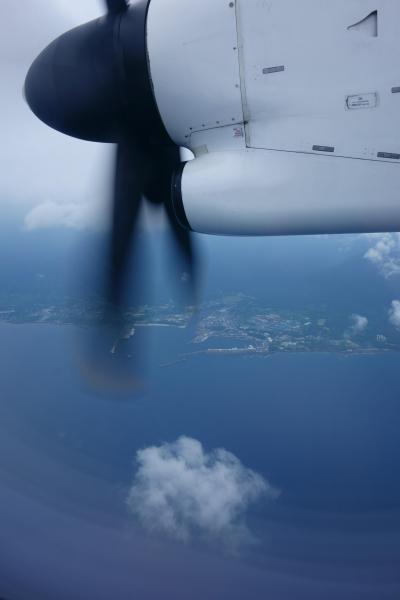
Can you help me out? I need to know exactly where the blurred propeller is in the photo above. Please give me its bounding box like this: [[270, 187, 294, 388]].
[[24, 0, 198, 393], [106, 0, 129, 12]]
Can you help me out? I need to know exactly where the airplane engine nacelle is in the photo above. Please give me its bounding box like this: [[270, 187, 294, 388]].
[[172, 150, 400, 236], [149, 0, 400, 236]]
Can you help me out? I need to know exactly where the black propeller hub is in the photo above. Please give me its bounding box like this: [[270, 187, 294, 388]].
[[24, 0, 169, 144]]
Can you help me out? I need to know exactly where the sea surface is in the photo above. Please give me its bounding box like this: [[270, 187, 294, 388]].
[[0, 322, 399, 599]]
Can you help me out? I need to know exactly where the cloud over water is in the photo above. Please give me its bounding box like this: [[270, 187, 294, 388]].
[[127, 436, 279, 549]]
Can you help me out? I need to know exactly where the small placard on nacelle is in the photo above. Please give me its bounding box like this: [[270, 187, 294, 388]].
[[346, 93, 378, 110]]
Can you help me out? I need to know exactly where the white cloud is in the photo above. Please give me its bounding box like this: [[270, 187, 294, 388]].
[[364, 233, 400, 278], [127, 437, 279, 549], [23, 197, 170, 233], [23, 201, 98, 231], [348, 314, 368, 336], [389, 300, 400, 329]]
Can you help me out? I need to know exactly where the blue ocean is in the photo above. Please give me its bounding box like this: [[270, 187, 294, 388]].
[[1, 320, 399, 599]]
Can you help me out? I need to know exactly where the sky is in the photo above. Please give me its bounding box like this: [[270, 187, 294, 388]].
[[0, 0, 109, 226]]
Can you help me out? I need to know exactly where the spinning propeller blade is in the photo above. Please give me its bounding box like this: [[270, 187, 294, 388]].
[[24, 0, 198, 391]]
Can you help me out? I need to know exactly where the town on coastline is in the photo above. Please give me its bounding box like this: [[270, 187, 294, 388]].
[[0, 293, 398, 364]]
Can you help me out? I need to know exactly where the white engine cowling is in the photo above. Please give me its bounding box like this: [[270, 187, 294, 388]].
[[147, 0, 400, 236], [172, 150, 400, 236]]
